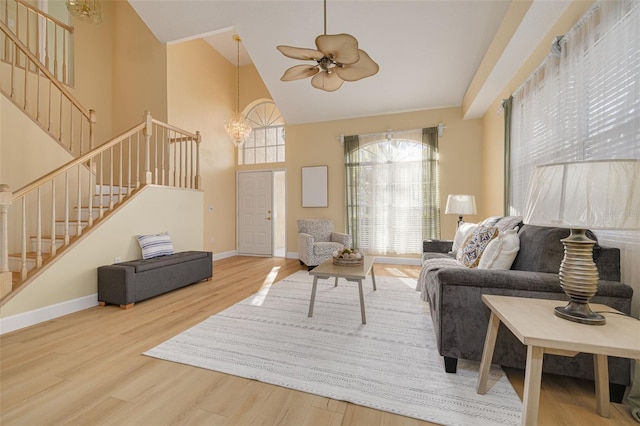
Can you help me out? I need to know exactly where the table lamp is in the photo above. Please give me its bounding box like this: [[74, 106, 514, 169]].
[[445, 194, 477, 227], [523, 159, 640, 325]]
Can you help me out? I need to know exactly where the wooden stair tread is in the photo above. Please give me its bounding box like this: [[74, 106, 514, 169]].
[[8, 252, 53, 260]]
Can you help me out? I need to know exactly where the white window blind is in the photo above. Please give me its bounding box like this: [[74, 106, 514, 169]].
[[509, 0, 640, 314]]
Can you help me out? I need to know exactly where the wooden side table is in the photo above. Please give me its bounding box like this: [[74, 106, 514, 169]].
[[476, 295, 640, 426]]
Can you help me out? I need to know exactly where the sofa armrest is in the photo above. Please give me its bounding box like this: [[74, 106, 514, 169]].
[[331, 231, 352, 249], [423, 240, 453, 253], [98, 264, 136, 305]]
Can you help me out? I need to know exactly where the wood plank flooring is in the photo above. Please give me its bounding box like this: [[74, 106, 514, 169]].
[[0, 256, 636, 425]]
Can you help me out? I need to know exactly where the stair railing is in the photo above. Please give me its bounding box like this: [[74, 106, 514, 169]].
[[1, 0, 74, 85], [0, 21, 94, 156], [1, 112, 201, 289]]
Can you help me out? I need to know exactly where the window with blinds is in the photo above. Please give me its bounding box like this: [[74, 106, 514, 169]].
[[508, 0, 640, 314], [510, 0, 640, 216], [344, 129, 439, 255]]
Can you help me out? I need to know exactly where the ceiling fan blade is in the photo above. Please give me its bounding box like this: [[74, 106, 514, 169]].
[[277, 45, 324, 61], [280, 64, 320, 81], [311, 71, 344, 92], [335, 49, 379, 82], [315, 34, 360, 65]]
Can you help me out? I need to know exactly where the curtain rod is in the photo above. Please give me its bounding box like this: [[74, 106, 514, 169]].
[[337, 123, 446, 144]]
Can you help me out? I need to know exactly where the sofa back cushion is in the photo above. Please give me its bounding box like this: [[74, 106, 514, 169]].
[[511, 225, 571, 273]]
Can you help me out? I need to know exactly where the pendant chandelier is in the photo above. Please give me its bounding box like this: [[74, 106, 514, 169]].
[[65, 0, 102, 24], [225, 35, 252, 147]]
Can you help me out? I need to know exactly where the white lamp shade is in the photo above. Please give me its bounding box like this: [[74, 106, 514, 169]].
[[524, 159, 640, 230], [445, 194, 477, 215]]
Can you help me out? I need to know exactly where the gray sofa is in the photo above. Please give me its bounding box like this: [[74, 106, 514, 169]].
[[417, 224, 634, 401], [98, 251, 212, 309]]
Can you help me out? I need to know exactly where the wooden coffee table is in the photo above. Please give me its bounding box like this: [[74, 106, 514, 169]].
[[308, 256, 376, 324], [476, 294, 640, 426]]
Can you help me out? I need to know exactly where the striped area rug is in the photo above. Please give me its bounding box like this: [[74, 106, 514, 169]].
[[144, 270, 521, 425]]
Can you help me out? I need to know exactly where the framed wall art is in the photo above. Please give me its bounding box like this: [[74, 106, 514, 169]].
[[301, 165, 328, 207]]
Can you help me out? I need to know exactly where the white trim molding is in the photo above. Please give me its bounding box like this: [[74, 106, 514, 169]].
[[0, 294, 98, 335]]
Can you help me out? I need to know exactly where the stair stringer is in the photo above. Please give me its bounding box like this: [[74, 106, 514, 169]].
[[0, 184, 204, 334]]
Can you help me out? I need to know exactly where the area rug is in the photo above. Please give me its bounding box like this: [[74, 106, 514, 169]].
[[144, 271, 522, 425]]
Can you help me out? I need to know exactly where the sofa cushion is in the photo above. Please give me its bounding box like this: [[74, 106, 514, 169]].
[[451, 222, 477, 254], [511, 225, 596, 273], [456, 226, 499, 267], [478, 228, 520, 270], [313, 241, 344, 256], [119, 251, 209, 273]]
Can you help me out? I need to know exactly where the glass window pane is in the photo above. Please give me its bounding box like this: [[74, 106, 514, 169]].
[[277, 127, 285, 145], [245, 149, 255, 165], [255, 147, 266, 163], [266, 128, 276, 147], [266, 146, 276, 163], [245, 135, 255, 148], [277, 145, 285, 162], [256, 129, 266, 147]]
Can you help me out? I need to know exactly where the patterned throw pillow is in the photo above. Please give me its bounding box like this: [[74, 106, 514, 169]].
[[456, 226, 499, 268], [136, 232, 174, 259]]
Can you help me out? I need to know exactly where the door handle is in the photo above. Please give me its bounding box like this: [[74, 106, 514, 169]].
[[265, 217, 271, 220]]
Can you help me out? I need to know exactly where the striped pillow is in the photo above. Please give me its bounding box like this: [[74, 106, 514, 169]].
[[136, 232, 174, 259]]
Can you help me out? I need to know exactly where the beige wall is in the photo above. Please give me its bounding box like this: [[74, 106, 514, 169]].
[[111, 1, 168, 134], [1, 96, 73, 189], [237, 68, 483, 252], [283, 108, 483, 250], [166, 39, 236, 254], [480, 0, 595, 218], [69, 0, 114, 146], [0, 185, 204, 318]]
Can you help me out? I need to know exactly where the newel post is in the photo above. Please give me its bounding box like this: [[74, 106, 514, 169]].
[[143, 111, 153, 185], [195, 131, 202, 189], [0, 184, 13, 298]]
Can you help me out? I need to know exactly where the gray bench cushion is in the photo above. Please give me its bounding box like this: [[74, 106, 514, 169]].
[[118, 251, 209, 273]]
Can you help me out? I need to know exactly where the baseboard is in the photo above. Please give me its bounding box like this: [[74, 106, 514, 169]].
[[0, 294, 98, 335], [286, 252, 299, 260], [214, 250, 237, 261]]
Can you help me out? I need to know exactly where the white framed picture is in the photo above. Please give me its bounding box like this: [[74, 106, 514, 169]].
[[302, 165, 328, 208]]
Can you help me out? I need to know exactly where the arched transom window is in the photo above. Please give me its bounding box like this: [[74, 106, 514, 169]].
[[239, 101, 285, 165]]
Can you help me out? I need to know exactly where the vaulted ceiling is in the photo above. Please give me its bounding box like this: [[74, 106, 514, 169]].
[[128, 1, 572, 125]]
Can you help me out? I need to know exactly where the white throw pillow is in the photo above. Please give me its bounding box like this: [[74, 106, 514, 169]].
[[136, 232, 174, 259], [452, 222, 478, 254], [478, 228, 520, 270]]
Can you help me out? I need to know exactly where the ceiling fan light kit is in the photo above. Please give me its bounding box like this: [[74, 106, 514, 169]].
[[277, 1, 379, 92]]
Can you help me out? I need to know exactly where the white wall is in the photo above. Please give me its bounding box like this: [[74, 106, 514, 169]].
[[0, 185, 204, 327]]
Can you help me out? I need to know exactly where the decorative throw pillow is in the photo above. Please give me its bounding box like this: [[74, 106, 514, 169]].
[[456, 226, 499, 268], [136, 232, 174, 259], [478, 228, 520, 270], [451, 222, 478, 254]]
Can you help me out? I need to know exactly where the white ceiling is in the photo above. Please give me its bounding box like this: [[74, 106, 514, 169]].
[[128, 1, 571, 125]]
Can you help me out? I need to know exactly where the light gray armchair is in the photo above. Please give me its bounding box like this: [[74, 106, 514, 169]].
[[297, 219, 351, 269]]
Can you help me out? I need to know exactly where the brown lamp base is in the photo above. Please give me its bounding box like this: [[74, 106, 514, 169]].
[[554, 302, 605, 325]]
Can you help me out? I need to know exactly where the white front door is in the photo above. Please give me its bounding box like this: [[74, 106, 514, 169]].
[[237, 171, 273, 256]]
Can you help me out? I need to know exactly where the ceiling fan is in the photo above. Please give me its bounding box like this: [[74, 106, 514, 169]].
[[277, 0, 379, 92]]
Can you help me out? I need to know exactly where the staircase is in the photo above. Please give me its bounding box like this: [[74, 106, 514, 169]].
[[0, 3, 202, 302]]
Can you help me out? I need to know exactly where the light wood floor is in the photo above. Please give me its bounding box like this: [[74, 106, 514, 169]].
[[0, 257, 636, 425]]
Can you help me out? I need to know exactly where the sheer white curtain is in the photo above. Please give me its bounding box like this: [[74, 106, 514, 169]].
[[509, 0, 640, 314], [344, 129, 439, 255]]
